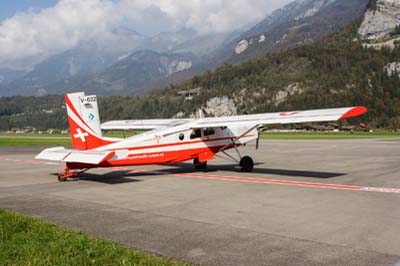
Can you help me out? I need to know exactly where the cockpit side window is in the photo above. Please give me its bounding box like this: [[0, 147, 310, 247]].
[[204, 128, 215, 136], [190, 129, 202, 139]]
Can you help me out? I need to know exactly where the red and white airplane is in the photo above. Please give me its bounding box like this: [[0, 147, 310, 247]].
[[36, 92, 367, 181]]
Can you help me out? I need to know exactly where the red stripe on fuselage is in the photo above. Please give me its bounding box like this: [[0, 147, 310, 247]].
[[67, 145, 225, 169], [107, 134, 255, 152]]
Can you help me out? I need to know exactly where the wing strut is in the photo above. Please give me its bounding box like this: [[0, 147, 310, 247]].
[[218, 124, 258, 153]]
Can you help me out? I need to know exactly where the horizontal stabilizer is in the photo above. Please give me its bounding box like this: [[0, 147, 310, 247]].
[[35, 147, 115, 165]]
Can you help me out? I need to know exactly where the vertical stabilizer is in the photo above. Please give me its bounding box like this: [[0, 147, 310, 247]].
[[65, 92, 115, 150]]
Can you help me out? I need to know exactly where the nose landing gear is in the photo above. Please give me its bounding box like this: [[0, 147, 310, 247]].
[[216, 147, 255, 172]]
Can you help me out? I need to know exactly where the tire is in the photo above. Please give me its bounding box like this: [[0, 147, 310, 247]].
[[240, 156, 254, 172], [57, 173, 67, 182], [194, 158, 207, 169]]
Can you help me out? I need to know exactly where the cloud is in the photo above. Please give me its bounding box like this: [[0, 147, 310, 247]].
[[117, 0, 291, 35], [0, 0, 116, 69], [0, 0, 291, 69]]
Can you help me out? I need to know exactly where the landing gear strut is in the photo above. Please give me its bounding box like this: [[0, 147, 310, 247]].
[[193, 158, 207, 169], [216, 143, 255, 172], [57, 167, 87, 182], [57, 167, 77, 182]]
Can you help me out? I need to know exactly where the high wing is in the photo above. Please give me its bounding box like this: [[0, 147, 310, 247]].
[[100, 106, 366, 131], [35, 147, 115, 165], [190, 106, 367, 128], [101, 119, 193, 130]]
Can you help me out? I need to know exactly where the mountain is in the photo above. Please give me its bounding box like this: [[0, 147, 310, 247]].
[[71, 50, 197, 95], [1, 27, 237, 96], [139, 28, 238, 56], [5, 47, 122, 96], [0, 68, 26, 97], [0, 0, 370, 96], [143, 0, 369, 94], [3, 27, 146, 96], [209, 0, 368, 64], [0, 68, 25, 86]]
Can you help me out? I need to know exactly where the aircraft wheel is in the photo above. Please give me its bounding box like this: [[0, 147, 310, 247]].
[[240, 156, 254, 172], [57, 173, 68, 182], [194, 158, 207, 169]]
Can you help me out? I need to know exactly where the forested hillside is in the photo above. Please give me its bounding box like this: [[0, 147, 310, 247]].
[[1, 21, 400, 130]]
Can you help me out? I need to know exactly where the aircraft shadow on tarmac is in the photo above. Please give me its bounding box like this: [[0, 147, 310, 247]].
[[51, 163, 345, 184], [175, 163, 346, 178], [51, 171, 143, 184]]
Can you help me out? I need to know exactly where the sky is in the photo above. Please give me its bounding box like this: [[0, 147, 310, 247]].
[[0, 0, 58, 22], [0, 0, 292, 70]]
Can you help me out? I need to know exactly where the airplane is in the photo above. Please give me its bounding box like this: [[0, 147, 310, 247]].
[[35, 92, 367, 181]]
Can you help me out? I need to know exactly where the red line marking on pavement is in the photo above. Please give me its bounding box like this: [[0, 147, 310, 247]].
[[173, 173, 400, 194], [2, 156, 400, 194]]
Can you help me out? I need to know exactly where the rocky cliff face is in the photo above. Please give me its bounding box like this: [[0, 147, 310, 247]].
[[358, 0, 400, 38], [204, 96, 237, 117], [384, 61, 400, 77]]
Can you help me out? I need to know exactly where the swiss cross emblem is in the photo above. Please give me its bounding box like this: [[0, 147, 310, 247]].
[[73, 128, 89, 142]]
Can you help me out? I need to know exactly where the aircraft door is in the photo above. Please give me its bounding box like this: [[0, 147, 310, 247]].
[[189, 128, 217, 162]]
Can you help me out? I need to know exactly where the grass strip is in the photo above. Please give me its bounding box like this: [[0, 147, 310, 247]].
[[0, 209, 189, 266], [0, 138, 71, 146], [0, 130, 399, 146], [260, 131, 400, 140]]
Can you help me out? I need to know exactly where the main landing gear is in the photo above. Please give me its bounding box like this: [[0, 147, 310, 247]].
[[57, 166, 87, 182]]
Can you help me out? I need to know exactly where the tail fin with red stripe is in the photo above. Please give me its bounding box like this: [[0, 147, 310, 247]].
[[65, 92, 116, 150]]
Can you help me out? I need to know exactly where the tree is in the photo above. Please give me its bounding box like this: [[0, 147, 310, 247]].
[[389, 116, 400, 131]]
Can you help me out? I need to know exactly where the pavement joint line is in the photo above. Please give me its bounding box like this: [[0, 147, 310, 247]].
[[2, 156, 400, 194]]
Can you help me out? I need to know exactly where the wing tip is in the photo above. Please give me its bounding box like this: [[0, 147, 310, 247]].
[[339, 106, 368, 120]]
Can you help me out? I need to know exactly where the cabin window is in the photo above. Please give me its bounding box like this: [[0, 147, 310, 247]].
[[190, 129, 202, 139], [204, 128, 215, 136], [179, 133, 184, 141]]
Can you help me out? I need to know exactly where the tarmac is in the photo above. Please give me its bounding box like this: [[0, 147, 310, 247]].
[[1, 139, 400, 266]]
